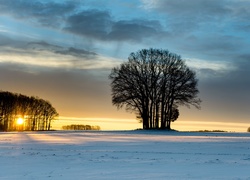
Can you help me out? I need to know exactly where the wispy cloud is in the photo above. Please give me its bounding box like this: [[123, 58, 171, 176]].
[[141, 0, 246, 22], [186, 59, 234, 71], [0, 41, 121, 71], [186, 58, 237, 79]]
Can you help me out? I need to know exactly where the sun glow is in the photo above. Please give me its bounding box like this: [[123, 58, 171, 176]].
[[17, 118, 24, 125]]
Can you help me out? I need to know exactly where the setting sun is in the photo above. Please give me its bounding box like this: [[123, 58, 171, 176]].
[[17, 118, 24, 125]]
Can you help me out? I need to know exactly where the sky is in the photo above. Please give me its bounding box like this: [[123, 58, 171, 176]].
[[0, 0, 250, 132]]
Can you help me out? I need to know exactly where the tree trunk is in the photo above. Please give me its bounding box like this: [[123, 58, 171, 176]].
[[142, 110, 149, 129], [155, 103, 159, 129], [160, 102, 165, 129], [48, 120, 51, 130], [31, 118, 36, 131], [149, 101, 153, 128], [166, 120, 171, 130]]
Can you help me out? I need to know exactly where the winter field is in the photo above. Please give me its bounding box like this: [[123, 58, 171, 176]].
[[0, 131, 250, 180]]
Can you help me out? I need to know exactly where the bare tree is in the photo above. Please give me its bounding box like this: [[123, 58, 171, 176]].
[[109, 48, 201, 130]]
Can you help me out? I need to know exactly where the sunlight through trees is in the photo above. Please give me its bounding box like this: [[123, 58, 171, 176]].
[[0, 91, 58, 131]]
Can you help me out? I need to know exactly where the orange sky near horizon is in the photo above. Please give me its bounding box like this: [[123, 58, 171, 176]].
[[51, 116, 250, 133]]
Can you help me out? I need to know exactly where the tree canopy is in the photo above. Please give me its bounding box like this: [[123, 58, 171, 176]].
[[0, 91, 58, 131], [109, 48, 201, 130]]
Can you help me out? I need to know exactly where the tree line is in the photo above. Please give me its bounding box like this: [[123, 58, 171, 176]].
[[62, 124, 101, 131], [109, 48, 201, 130], [0, 91, 58, 131]]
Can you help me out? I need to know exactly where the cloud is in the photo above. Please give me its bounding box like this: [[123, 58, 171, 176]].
[[180, 34, 244, 61], [236, 24, 250, 32], [55, 47, 97, 57], [141, 0, 250, 34], [0, 34, 26, 47], [142, 0, 230, 16], [64, 10, 112, 40], [183, 51, 250, 120], [0, 0, 165, 43], [231, 56, 250, 85], [186, 58, 235, 72], [184, 58, 236, 81], [141, 0, 230, 33], [27, 41, 97, 57], [196, 55, 250, 118], [64, 9, 165, 42], [108, 19, 163, 42], [0, 0, 76, 27], [141, 0, 235, 23], [0, 39, 120, 71], [27, 41, 62, 50]]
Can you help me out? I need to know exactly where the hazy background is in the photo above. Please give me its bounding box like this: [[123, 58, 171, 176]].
[[0, 0, 250, 131]]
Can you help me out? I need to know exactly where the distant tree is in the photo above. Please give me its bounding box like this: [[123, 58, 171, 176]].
[[109, 48, 201, 130], [62, 124, 101, 130], [0, 91, 58, 131], [247, 127, 250, 132]]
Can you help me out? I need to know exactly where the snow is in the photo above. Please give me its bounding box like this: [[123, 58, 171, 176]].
[[1, 131, 250, 180]]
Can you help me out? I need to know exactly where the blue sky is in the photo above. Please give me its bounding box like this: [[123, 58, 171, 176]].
[[0, 0, 250, 131]]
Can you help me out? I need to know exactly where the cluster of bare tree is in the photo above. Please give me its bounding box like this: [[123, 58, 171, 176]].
[[62, 124, 101, 130], [0, 91, 58, 131], [109, 49, 201, 130]]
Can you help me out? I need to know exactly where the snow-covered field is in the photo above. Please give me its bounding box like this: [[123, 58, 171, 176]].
[[1, 131, 250, 180]]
